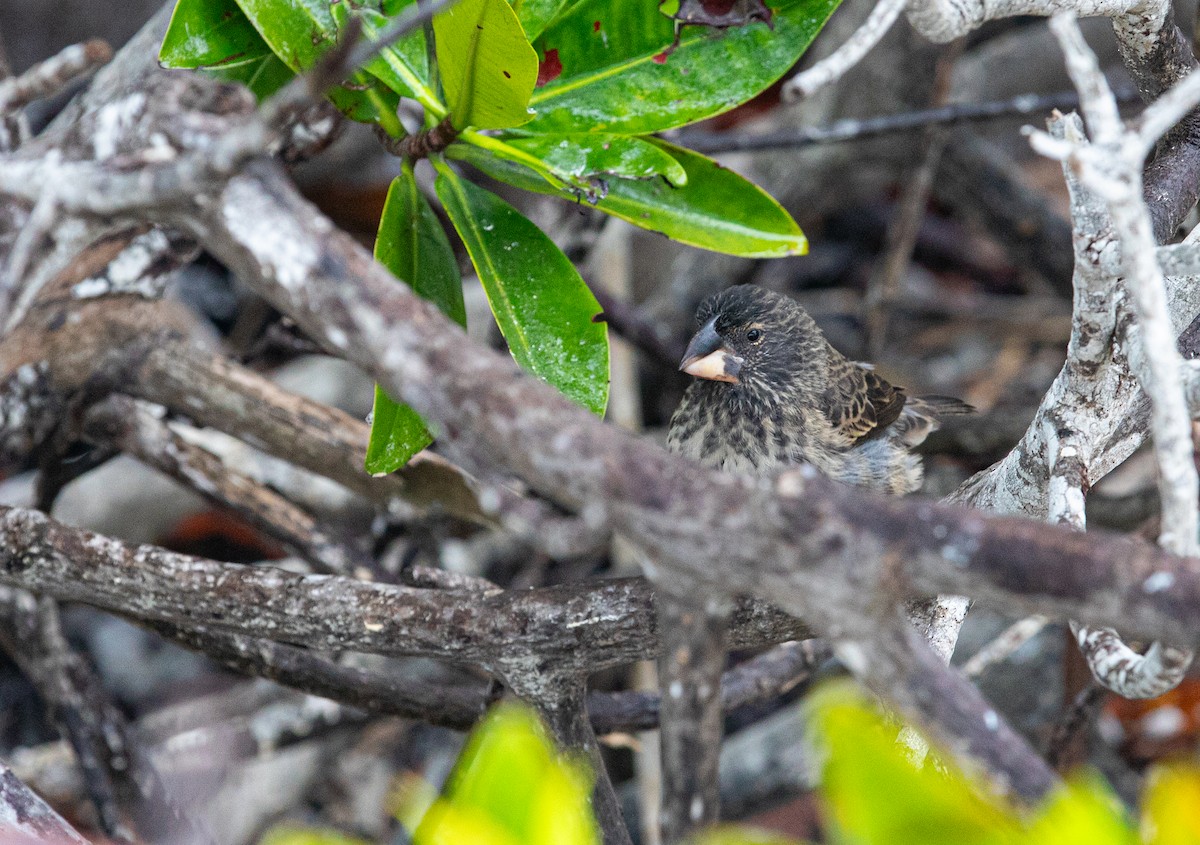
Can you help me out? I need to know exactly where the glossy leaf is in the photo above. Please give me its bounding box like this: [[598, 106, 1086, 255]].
[[367, 164, 465, 475], [509, 0, 571, 40], [434, 0, 538, 129], [449, 139, 805, 257], [434, 163, 608, 415], [377, 167, 467, 326], [501, 133, 687, 186], [527, 0, 841, 134], [233, 0, 401, 127], [159, 0, 293, 98]]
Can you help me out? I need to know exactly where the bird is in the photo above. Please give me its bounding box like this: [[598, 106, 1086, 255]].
[[666, 285, 972, 494]]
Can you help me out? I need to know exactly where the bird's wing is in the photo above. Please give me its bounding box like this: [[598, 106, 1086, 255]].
[[821, 361, 907, 445]]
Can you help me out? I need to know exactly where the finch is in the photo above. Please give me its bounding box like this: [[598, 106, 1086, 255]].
[[667, 285, 971, 493]]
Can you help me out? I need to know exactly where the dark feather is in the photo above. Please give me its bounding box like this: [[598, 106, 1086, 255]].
[[822, 363, 908, 445]]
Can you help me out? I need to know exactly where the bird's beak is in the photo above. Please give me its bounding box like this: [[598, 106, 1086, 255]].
[[680, 317, 742, 384]]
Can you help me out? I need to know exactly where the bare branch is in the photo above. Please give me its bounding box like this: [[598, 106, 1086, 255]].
[[961, 616, 1050, 679], [906, 0, 1141, 43], [82, 396, 373, 577], [0, 40, 112, 114], [781, 0, 908, 101]]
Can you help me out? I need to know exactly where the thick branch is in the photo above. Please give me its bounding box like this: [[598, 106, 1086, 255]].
[[0, 506, 808, 674]]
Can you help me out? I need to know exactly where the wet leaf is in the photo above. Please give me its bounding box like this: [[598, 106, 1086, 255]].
[[449, 139, 804, 257], [434, 0, 538, 129], [509, 0, 571, 40], [811, 683, 1020, 845], [367, 163, 465, 475], [329, 1, 438, 111], [434, 162, 609, 415], [501, 133, 687, 185], [159, 0, 293, 98], [526, 0, 842, 133]]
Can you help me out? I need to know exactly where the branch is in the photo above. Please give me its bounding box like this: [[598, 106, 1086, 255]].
[[906, 0, 1141, 42], [672, 90, 1138, 154], [0, 506, 808, 673], [656, 595, 728, 840], [507, 673, 632, 845], [0, 40, 112, 114], [0, 760, 89, 844], [82, 395, 374, 577], [781, 0, 908, 101]]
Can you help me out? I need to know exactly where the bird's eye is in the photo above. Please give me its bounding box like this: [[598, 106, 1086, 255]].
[[746, 328, 763, 343]]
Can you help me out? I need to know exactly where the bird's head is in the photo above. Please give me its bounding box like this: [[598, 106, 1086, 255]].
[[680, 285, 823, 396]]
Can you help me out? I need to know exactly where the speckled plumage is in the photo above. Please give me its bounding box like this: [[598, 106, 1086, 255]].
[[667, 285, 970, 494]]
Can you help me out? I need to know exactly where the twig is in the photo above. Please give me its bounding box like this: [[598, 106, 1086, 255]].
[[144, 619, 491, 730], [343, 0, 459, 81], [672, 90, 1140, 154], [961, 616, 1049, 679], [0, 592, 133, 842], [781, 0, 909, 101], [906, 0, 1143, 42], [128, 341, 489, 526], [589, 283, 686, 370], [82, 396, 374, 577], [590, 640, 831, 734], [1071, 623, 1192, 698], [0, 21, 25, 153], [0, 40, 112, 113], [1045, 680, 1105, 770], [0, 590, 209, 844], [1050, 14, 1200, 560]]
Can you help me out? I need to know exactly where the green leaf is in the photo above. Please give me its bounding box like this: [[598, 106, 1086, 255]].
[[434, 0, 538, 129], [509, 0, 571, 40], [159, 0, 293, 99], [367, 389, 432, 476], [258, 824, 372, 845], [449, 139, 805, 257], [233, 0, 334, 68], [500, 133, 687, 187], [329, 1, 442, 113], [415, 802, 524, 845], [527, 0, 842, 134], [377, 166, 467, 326], [233, 0, 401, 127], [434, 162, 608, 415], [811, 683, 1020, 845], [446, 704, 557, 836], [1027, 776, 1135, 845], [367, 163, 465, 475], [417, 703, 598, 845]]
